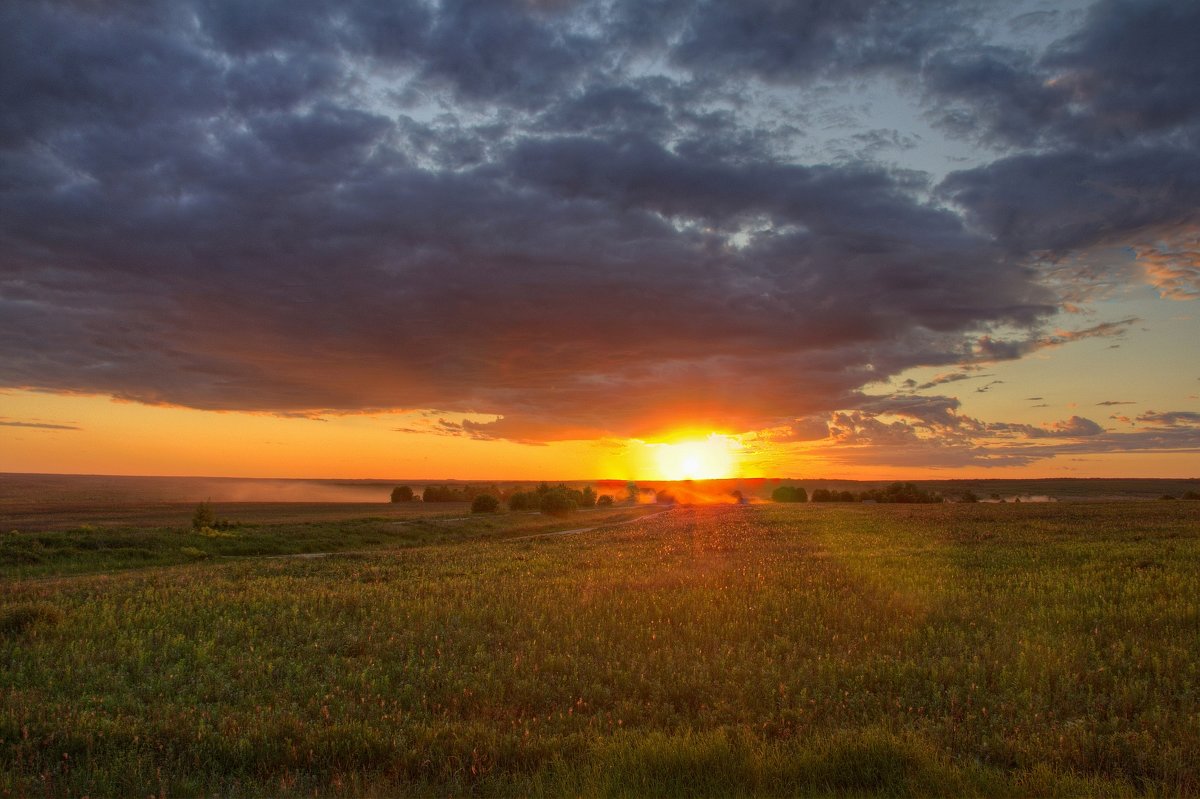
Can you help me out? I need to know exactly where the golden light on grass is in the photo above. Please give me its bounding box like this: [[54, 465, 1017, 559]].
[[649, 433, 744, 480]]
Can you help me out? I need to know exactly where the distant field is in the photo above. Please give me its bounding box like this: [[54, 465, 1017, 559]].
[[3, 500, 1198, 796], [4, 472, 1199, 535]]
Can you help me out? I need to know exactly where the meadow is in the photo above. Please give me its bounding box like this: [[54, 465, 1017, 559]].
[[2, 499, 1199, 796]]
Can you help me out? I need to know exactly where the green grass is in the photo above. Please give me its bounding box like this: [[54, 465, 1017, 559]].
[[0, 506, 654, 579], [2, 502, 1198, 796]]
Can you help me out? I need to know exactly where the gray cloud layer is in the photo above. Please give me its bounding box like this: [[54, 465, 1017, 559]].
[[1, 0, 1197, 445]]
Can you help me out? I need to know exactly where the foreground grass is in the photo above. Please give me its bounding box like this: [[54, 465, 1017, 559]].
[[2, 502, 1198, 796]]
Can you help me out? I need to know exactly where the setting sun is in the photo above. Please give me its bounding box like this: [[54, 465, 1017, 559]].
[[650, 433, 743, 480]]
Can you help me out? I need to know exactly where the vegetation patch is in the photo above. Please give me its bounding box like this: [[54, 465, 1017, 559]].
[[0, 601, 63, 638]]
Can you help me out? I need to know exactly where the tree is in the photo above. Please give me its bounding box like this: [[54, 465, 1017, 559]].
[[626, 482, 639, 504], [771, 485, 807, 503], [540, 490, 577, 517], [508, 491, 539, 511], [471, 494, 500, 513], [580, 486, 596, 508], [391, 485, 414, 503]]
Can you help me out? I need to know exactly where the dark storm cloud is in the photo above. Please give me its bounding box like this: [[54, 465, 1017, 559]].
[[934, 0, 1200, 278], [668, 0, 968, 83], [0, 0, 1195, 446]]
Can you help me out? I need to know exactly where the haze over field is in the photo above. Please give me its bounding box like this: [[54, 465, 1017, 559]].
[[1, 0, 1198, 479]]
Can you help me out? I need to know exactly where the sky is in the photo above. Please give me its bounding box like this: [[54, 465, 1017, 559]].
[[1, 0, 1199, 481]]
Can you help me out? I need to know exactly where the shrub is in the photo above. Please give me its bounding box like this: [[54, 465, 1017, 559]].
[[192, 502, 215, 530], [391, 485, 414, 503], [471, 494, 500, 513], [655, 489, 676, 505], [1183, 490, 1200, 500], [508, 491, 540, 511], [597, 494, 615, 507], [540, 491, 577, 517]]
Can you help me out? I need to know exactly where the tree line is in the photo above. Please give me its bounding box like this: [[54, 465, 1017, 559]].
[[391, 482, 619, 516], [771, 481, 943, 504]]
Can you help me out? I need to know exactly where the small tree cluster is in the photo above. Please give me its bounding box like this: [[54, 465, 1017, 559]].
[[770, 485, 807, 503], [811, 489, 858, 502], [506, 483, 598, 516], [390, 485, 414, 503], [422, 484, 501, 502]]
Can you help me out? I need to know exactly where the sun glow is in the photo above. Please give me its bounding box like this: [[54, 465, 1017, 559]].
[[650, 433, 743, 480]]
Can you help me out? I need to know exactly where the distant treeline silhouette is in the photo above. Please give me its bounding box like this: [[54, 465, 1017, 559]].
[[773, 481, 942, 504], [391, 482, 616, 516]]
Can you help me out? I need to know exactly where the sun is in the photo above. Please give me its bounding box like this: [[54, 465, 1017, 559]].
[[651, 433, 742, 480]]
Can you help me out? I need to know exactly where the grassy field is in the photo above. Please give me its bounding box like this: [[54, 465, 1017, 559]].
[[2, 501, 1199, 796]]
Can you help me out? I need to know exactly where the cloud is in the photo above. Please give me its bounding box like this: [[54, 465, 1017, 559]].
[[989, 415, 1105, 439], [973, 317, 1138, 362], [1137, 411, 1200, 427], [813, 406, 1200, 469], [0, 419, 80, 431], [0, 0, 1195, 454], [1134, 229, 1200, 300]]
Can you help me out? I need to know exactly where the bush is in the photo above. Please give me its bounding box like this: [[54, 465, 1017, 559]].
[[540, 491, 577, 517], [192, 502, 215, 530], [1183, 490, 1200, 500], [391, 485, 414, 503], [655, 489, 676, 505], [597, 494, 614, 507], [508, 491, 540, 511], [471, 494, 500, 513]]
